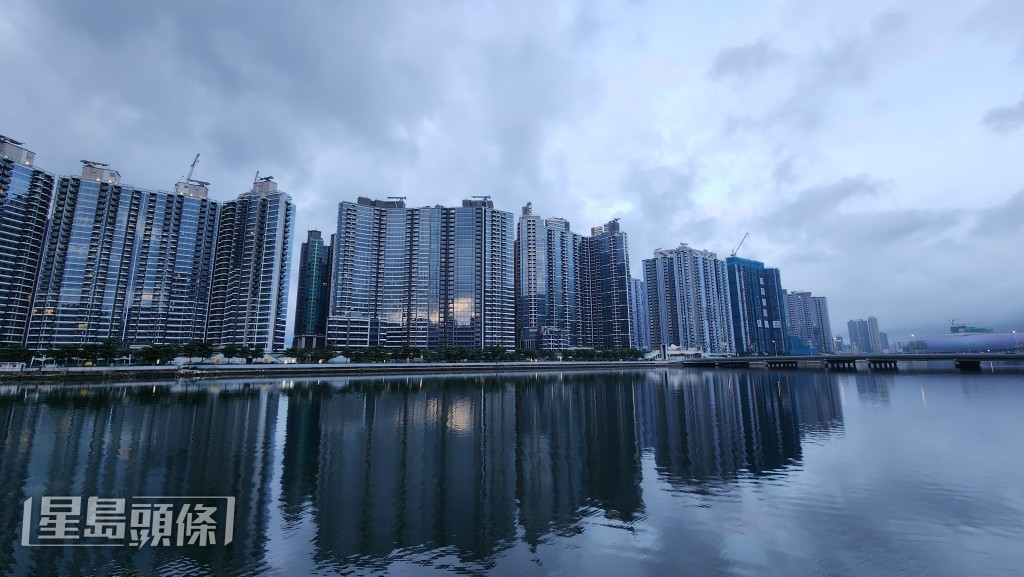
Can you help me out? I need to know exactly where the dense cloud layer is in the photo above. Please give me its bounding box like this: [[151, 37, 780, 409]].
[[2, 0, 1021, 342]]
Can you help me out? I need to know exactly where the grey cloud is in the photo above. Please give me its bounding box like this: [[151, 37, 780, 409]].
[[622, 163, 698, 220], [772, 156, 798, 187], [972, 189, 1024, 235], [767, 176, 885, 230], [982, 95, 1024, 133], [722, 12, 906, 135], [708, 39, 788, 80], [617, 162, 706, 253]]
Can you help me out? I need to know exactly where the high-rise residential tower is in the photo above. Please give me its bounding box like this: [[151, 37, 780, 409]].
[[207, 177, 295, 352], [28, 162, 140, 348], [726, 256, 789, 356], [847, 316, 884, 354], [292, 230, 333, 349], [583, 219, 633, 350], [784, 290, 834, 354], [629, 277, 650, 351], [123, 180, 219, 346], [514, 203, 587, 351], [0, 136, 54, 345], [847, 319, 872, 353], [515, 202, 547, 350], [644, 244, 735, 354], [328, 197, 515, 350]]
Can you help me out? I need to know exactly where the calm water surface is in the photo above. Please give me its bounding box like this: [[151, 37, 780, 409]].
[[1, 369, 1023, 576]]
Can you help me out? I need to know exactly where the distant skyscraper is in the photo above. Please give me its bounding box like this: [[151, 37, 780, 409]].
[[28, 162, 140, 348], [293, 230, 333, 349], [629, 277, 650, 351], [0, 136, 53, 345], [726, 256, 789, 356], [584, 219, 633, 350], [867, 316, 883, 353], [123, 181, 219, 346], [880, 331, 890, 353], [644, 244, 734, 354], [328, 197, 515, 350], [847, 319, 872, 353], [785, 290, 834, 354], [847, 316, 884, 354], [207, 178, 295, 352]]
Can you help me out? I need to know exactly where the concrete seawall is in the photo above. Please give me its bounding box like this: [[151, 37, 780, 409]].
[[0, 361, 667, 384]]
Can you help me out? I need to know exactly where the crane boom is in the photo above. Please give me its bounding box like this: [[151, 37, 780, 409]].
[[731, 232, 749, 257], [186, 154, 200, 181]]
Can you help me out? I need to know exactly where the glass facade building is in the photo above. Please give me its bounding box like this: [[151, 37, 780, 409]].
[[644, 244, 735, 354], [583, 220, 633, 350], [328, 197, 514, 350], [629, 277, 651, 351], [726, 256, 789, 356], [514, 204, 586, 351], [207, 179, 295, 352], [784, 290, 834, 354], [0, 137, 53, 345], [293, 230, 333, 349], [123, 182, 219, 346], [514, 206, 633, 352], [28, 164, 140, 348]]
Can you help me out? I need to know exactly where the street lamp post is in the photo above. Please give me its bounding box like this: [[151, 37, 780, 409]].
[[1013, 330, 1019, 352], [910, 334, 916, 355]]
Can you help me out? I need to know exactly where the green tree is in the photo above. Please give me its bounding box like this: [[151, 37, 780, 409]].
[[182, 340, 214, 359], [0, 344, 32, 363]]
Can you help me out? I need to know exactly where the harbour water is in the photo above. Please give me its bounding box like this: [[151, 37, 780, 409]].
[[1, 369, 1022, 576]]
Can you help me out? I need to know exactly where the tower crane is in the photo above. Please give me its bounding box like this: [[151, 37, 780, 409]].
[[186, 154, 200, 181], [731, 232, 749, 257]]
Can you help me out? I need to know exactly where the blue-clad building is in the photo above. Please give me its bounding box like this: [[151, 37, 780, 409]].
[[0, 136, 53, 345], [28, 162, 141, 348], [726, 256, 789, 356], [123, 181, 219, 346], [292, 230, 333, 349]]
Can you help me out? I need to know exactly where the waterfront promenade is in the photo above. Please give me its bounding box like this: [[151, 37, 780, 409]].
[[2, 352, 1022, 383]]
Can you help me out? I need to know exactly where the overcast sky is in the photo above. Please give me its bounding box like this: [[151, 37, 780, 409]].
[[3, 0, 1022, 342]]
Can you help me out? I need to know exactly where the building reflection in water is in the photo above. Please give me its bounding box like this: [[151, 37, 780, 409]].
[[0, 370, 844, 575], [855, 373, 893, 406]]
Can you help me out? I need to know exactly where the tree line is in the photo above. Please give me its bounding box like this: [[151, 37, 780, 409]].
[[0, 340, 645, 366]]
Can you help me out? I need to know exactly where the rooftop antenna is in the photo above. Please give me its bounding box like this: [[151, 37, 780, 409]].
[[731, 232, 749, 257]]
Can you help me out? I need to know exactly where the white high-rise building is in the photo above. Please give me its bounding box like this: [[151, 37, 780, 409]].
[[207, 177, 295, 352], [643, 244, 734, 354]]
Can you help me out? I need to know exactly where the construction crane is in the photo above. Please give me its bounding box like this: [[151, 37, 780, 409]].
[[388, 196, 407, 202], [186, 154, 200, 181], [179, 154, 211, 187], [472, 195, 492, 200], [80, 160, 109, 168], [731, 232, 749, 257]]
